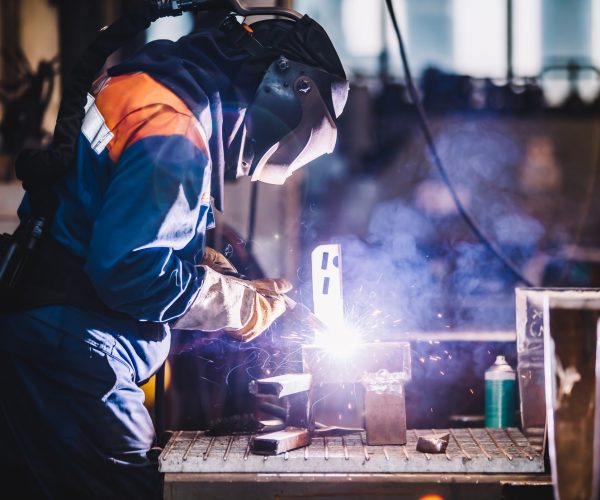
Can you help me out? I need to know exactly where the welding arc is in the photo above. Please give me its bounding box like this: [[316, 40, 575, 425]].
[[384, 0, 533, 287]]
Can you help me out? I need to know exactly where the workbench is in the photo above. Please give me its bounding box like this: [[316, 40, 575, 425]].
[[159, 427, 552, 500]]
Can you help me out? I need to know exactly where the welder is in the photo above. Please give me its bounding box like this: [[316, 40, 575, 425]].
[[0, 4, 348, 498]]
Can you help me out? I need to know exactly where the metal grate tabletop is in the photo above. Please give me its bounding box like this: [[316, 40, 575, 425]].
[[159, 428, 544, 474]]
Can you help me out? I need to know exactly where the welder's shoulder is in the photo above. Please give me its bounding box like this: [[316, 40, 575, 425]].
[[93, 72, 208, 164]]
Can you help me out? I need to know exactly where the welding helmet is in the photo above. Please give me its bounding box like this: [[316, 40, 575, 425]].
[[223, 15, 349, 184]]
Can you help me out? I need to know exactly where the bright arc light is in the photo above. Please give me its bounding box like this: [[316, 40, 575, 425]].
[[314, 321, 361, 359]]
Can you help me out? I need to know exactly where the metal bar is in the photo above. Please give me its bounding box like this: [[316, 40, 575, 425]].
[[505, 428, 534, 460], [433, 429, 452, 460], [324, 437, 329, 461], [284, 452, 289, 461], [203, 436, 216, 461], [383, 447, 390, 461], [248, 373, 312, 398], [485, 428, 513, 461], [252, 427, 310, 455], [342, 436, 349, 461], [304, 445, 309, 460], [243, 435, 252, 461], [468, 428, 492, 460], [401, 446, 409, 460], [160, 430, 181, 462], [359, 433, 370, 461], [223, 436, 234, 462], [449, 429, 472, 460], [182, 431, 201, 461]]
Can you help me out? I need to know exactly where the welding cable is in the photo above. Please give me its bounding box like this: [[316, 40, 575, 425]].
[[384, 0, 533, 287]]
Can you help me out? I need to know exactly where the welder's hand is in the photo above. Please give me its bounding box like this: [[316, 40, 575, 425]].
[[201, 246, 239, 276], [172, 266, 292, 342], [228, 277, 293, 342]]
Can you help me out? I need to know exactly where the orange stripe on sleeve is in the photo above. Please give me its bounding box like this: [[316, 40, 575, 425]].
[[93, 72, 208, 163]]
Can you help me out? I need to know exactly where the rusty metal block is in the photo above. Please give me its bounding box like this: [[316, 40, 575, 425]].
[[364, 387, 407, 445], [251, 427, 311, 455]]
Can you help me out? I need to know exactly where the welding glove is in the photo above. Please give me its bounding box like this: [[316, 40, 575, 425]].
[[173, 266, 292, 342], [201, 246, 239, 276]]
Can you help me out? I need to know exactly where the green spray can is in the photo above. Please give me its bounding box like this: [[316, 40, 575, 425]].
[[484, 355, 516, 428]]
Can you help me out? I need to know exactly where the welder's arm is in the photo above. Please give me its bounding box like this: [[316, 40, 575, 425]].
[[85, 134, 213, 323], [172, 267, 292, 342]]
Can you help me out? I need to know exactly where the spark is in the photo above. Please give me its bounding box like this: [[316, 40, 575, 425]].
[[436, 312, 443, 318], [274, 233, 280, 240], [313, 321, 362, 359], [419, 357, 425, 364], [469, 388, 475, 395]]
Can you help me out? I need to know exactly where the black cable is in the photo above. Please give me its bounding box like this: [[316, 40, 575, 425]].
[[384, 0, 533, 287], [247, 181, 259, 254]]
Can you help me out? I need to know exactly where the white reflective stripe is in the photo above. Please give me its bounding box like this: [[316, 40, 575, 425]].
[[82, 93, 114, 154]]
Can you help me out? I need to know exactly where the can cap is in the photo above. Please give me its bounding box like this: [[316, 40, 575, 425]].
[[485, 355, 516, 379]]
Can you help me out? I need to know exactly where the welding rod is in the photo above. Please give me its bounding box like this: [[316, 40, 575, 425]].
[[281, 295, 329, 334]]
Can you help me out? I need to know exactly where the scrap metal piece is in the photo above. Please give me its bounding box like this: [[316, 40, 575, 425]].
[[251, 427, 311, 455], [249, 373, 312, 398], [416, 433, 450, 454]]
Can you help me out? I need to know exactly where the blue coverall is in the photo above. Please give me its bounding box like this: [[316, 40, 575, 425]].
[[0, 70, 215, 498]]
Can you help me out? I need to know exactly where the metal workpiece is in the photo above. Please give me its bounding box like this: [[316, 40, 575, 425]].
[[249, 373, 313, 432], [541, 291, 600, 500], [158, 428, 544, 474], [302, 342, 411, 384], [248, 373, 312, 398], [250, 427, 311, 455], [302, 342, 411, 440], [515, 287, 600, 451], [364, 385, 407, 445]]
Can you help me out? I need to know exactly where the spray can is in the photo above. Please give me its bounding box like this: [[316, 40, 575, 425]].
[[484, 355, 516, 428]]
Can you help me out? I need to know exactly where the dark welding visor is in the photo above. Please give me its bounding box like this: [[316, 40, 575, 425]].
[[243, 56, 349, 185]]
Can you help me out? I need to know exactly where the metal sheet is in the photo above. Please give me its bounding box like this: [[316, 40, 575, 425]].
[[542, 293, 600, 500], [158, 428, 544, 474]]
